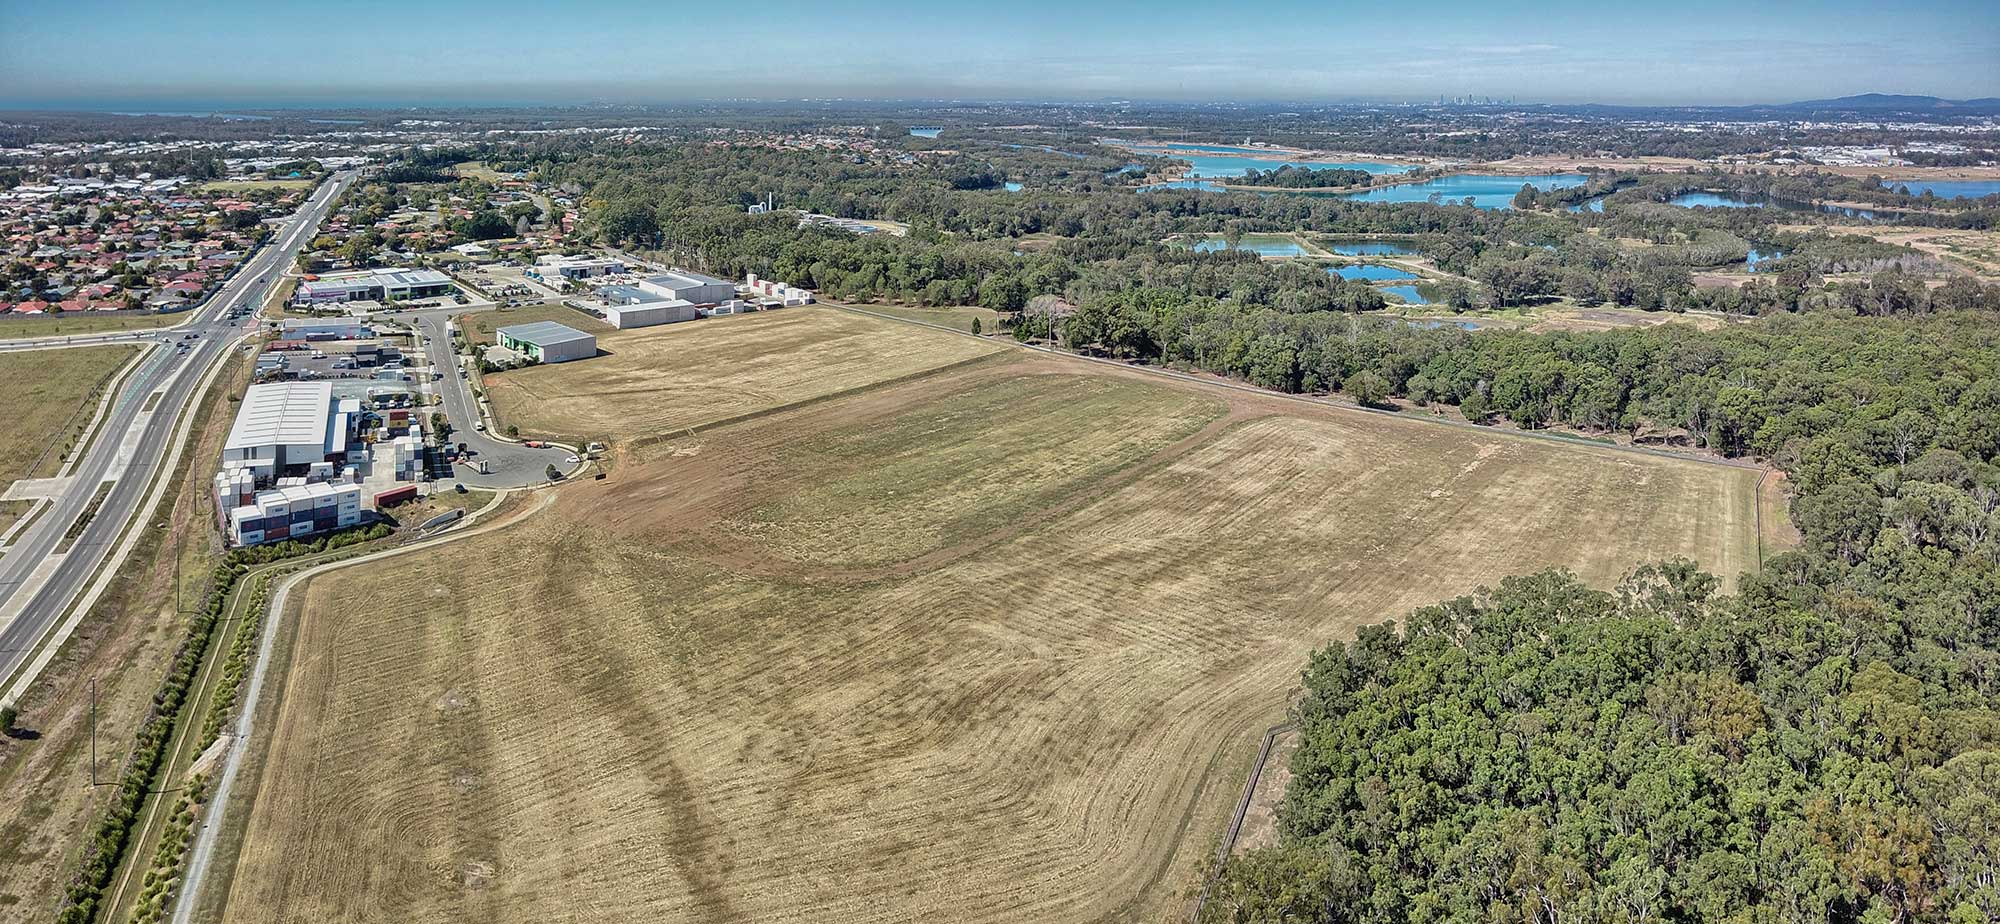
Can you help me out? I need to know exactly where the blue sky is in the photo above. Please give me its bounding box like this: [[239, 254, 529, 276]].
[[3, 0, 1996, 107]]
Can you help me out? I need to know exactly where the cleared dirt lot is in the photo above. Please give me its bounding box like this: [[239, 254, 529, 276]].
[[482, 308, 1008, 447], [213, 317, 1762, 924]]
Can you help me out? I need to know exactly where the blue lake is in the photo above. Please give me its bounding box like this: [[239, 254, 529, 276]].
[[1121, 143, 1416, 178], [1193, 235, 1306, 257], [1331, 264, 1419, 282], [1140, 179, 1226, 193], [1881, 179, 2000, 199], [909, 128, 942, 138], [1669, 192, 1764, 209], [1127, 143, 1271, 154], [1382, 285, 1430, 304], [1336, 174, 1587, 210], [1671, 191, 1891, 221], [1004, 181, 1024, 192], [1328, 240, 1418, 256], [1566, 197, 1607, 213]]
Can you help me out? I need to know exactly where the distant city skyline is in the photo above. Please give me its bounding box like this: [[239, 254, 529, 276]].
[[3, 0, 1997, 108]]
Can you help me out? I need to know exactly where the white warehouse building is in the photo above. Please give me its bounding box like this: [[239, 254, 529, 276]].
[[221, 382, 349, 479], [293, 268, 456, 305], [596, 284, 698, 329], [497, 321, 598, 364], [636, 270, 737, 306]]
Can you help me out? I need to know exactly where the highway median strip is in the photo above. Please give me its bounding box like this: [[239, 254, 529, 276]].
[[55, 480, 114, 554]]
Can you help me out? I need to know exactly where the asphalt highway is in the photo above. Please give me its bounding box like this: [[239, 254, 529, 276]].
[[0, 171, 357, 697]]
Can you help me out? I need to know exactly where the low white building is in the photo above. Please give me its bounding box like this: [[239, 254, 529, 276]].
[[497, 321, 597, 364], [535, 254, 625, 280], [294, 268, 455, 305], [279, 318, 373, 340], [636, 270, 737, 306], [596, 284, 698, 328]]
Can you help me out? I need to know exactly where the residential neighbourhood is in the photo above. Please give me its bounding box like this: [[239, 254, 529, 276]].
[[0, 175, 304, 315]]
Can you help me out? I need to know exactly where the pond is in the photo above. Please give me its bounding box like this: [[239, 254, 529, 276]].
[[1566, 197, 1607, 213], [1880, 179, 2000, 199], [1747, 248, 1785, 271], [1335, 174, 1587, 210], [1381, 285, 1430, 304], [1669, 192, 1764, 209], [1192, 234, 1306, 257], [1330, 264, 1419, 282], [1327, 240, 1419, 256], [909, 127, 942, 138], [1004, 181, 1024, 192], [1120, 142, 1417, 179]]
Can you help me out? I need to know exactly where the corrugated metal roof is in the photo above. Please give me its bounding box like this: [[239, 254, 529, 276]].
[[498, 320, 595, 347], [225, 382, 334, 452]]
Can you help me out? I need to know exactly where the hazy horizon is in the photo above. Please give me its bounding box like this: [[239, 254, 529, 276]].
[[4, 0, 1997, 109]]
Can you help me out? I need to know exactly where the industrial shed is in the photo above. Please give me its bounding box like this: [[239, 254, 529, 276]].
[[497, 321, 597, 364], [636, 270, 737, 306], [597, 285, 699, 328]]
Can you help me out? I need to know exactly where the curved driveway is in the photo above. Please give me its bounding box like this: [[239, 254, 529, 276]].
[[402, 308, 579, 488]]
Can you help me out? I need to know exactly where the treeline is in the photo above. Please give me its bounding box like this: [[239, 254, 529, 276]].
[[1236, 165, 1376, 188], [527, 142, 1983, 323], [1201, 312, 2000, 924], [1043, 292, 2000, 458], [51, 522, 390, 922]]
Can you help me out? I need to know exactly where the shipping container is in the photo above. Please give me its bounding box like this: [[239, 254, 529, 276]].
[[374, 485, 420, 507]]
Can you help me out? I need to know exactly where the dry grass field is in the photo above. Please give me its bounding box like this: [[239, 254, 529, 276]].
[[0, 314, 184, 340], [212, 314, 1763, 924], [0, 349, 253, 918], [0, 344, 139, 486], [481, 308, 1007, 447]]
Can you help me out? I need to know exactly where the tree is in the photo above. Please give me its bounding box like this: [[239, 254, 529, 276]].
[[1343, 370, 1390, 408], [0, 704, 16, 736], [970, 317, 982, 336], [1461, 391, 1491, 423], [596, 199, 659, 246], [545, 463, 561, 481]]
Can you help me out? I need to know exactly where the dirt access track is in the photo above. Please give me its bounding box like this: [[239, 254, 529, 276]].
[[209, 310, 1765, 924]]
